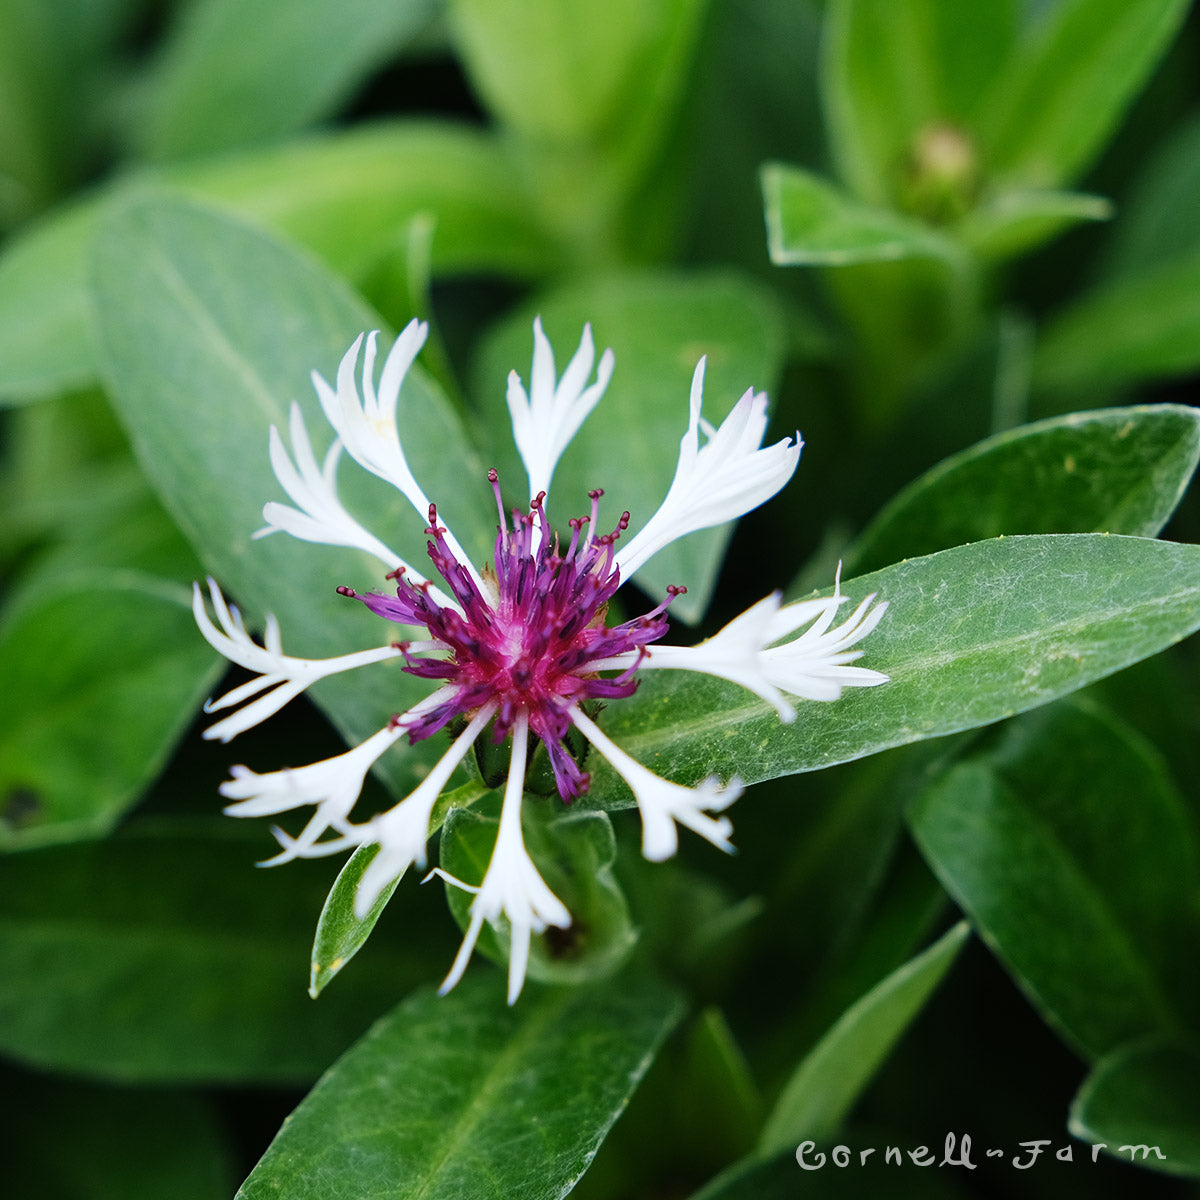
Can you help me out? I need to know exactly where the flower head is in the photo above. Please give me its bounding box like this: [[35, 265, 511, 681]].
[[196, 318, 889, 1002]]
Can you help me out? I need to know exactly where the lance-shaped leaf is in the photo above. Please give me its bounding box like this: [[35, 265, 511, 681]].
[[762, 163, 958, 266], [135, 0, 437, 160], [236, 973, 685, 1199], [978, 0, 1190, 188], [757, 921, 969, 1156], [1035, 253, 1200, 396], [1070, 1040, 1200, 1177], [909, 700, 1199, 1060], [846, 405, 1200, 575], [587, 534, 1200, 801], [91, 192, 495, 798]]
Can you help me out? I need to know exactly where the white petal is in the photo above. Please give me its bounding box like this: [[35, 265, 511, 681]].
[[311, 325, 483, 591], [436, 713, 571, 1003], [615, 359, 801, 580], [568, 706, 741, 862], [194, 579, 402, 740], [255, 403, 407, 572], [353, 703, 498, 919], [506, 317, 615, 503]]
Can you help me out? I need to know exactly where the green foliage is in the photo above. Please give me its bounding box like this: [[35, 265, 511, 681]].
[[237, 973, 685, 1198], [3, 0, 1200, 1194]]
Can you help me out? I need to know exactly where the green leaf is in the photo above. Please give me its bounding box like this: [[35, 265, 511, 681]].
[[0, 198, 97, 405], [0, 1068, 234, 1200], [958, 187, 1112, 262], [1034, 252, 1200, 395], [846, 405, 1200, 576], [979, 0, 1190, 187], [1070, 1039, 1200, 1177], [0, 574, 220, 850], [90, 192, 494, 799], [821, 0, 1017, 207], [762, 163, 959, 266], [757, 921, 969, 1156], [472, 271, 787, 622], [589, 534, 1200, 799], [1101, 111, 1200, 280], [908, 700, 1199, 1059], [449, 0, 704, 152], [0, 121, 554, 405], [309, 780, 491, 997], [0, 820, 431, 1082], [135, 0, 437, 160], [236, 972, 686, 1199]]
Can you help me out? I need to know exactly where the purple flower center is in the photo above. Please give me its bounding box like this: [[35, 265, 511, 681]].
[[338, 470, 682, 801]]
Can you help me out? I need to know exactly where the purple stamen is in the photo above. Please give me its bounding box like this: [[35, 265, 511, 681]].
[[339, 471, 684, 800]]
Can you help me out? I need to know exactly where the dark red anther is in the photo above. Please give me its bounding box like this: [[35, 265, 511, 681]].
[[488, 468, 499, 483], [385, 566, 407, 581], [588, 488, 604, 500], [387, 712, 406, 730], [667, 584, 688, 597], [336, 585, 358, 597]]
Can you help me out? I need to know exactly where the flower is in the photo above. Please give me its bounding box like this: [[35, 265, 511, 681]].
[[195, 318, 889, 1003]]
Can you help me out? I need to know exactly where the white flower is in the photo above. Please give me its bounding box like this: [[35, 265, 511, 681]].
[[197, 319, 888, 1003]]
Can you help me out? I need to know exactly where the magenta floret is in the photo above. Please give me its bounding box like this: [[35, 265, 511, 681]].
[[338, 473, 681, 800]]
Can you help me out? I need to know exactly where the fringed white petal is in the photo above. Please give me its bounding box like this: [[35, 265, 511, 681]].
[[219, 722, 405, 864], [506, 317, 615, 504], [593, 578, 889, 717], [255, 402, 409, 572], [310, 324, 483, 591], [353, 703, 498, 919], [568, 706, 742, 862], [615, 358, 801, 579], [193, 578, 402, 741], [436, 713, 571, 1004]]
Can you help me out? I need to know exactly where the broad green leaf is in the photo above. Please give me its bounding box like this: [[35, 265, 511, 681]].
[[91, 192, 494, 799], [958, 187, 1111, 263], [0, 1069, 234, 1199], [309, 779, 490, 997], [757, 921, 969, 1156], [0, 121, 554, 405], [236, 972, 685, 1199], [0, 574, 220, 850], [908, 700, 1199, 1059], [1034, 253, 1200, 395], [762, 163, 959, 266], [135, 0, 437, 160], [588, 534, 1200, 800], [846, 405, 1200, 576], [979, 0, 1190, 187], [1070, 1040, 1200, 1177], [821, 0, 1016, 208], [473, 271, 787, 622], [0, 820, 431, 1082]]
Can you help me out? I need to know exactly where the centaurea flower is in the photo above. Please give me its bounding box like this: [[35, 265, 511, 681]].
[[195, 318, 889, 1003]]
